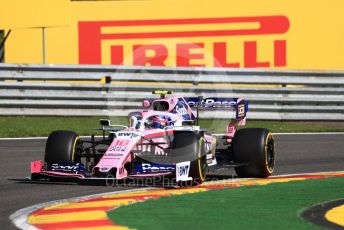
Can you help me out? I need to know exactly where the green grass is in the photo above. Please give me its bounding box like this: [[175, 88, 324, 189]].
[[0, 116, 343, 137], [108, 177, 344, 230], [0, 116, 126, 137]]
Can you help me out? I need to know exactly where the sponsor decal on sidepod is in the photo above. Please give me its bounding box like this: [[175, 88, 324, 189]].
[[134, 163, 176, 174]]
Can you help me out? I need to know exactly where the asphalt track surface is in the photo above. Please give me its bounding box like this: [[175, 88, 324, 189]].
[[1, 134, 343, 229]]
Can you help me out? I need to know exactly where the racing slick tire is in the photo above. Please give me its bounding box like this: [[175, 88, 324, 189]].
[[232, 128, 275, 178], [45, 130, 80, 164], [172, 131, 207, 185]]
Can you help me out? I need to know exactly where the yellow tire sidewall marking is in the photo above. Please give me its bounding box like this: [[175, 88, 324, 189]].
[[198, 137, 206, 182], [72, 136, 80, 161]]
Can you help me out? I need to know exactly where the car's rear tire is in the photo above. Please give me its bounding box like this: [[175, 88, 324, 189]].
[[232, 128, 275, 178], [172, 131, 207, 185], [45, 130, 80, 164]]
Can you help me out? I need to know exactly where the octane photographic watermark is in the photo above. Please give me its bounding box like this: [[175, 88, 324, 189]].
[[104, 173, 239, 188]]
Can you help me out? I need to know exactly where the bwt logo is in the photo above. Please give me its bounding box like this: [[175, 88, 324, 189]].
[[79, 16, 289, 67], [178, 165, 189, 177]]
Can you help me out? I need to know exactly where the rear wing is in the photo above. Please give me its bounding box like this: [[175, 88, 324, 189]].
[[185, 97, 249, 120]]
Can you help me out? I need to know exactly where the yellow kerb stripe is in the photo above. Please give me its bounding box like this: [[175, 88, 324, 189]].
[[44, 202, 72, 210], [28, 210, 107, 224], [103, 188, 207, 199], [70, 226, 130, 230], [325, 204, 344, 226], [50, 199, 135, 210]]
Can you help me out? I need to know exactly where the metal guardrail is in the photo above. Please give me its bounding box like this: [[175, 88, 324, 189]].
[[0, 63, 343, 120]]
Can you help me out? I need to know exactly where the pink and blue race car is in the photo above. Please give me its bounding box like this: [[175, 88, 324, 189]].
[[30, 91, 275, 186]]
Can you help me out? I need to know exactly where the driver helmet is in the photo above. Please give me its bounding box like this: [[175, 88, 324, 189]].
[[146, 115, 173, 129]]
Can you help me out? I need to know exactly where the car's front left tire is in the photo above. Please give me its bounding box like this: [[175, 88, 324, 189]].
[[45, 130, 80, 164], [171, 131, 207, 185]]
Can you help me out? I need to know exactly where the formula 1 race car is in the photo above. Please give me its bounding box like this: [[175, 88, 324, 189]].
[[30, 91, 275, 186]]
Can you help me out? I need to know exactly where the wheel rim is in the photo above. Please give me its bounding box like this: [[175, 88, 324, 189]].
[[266, 135, 275, 173]]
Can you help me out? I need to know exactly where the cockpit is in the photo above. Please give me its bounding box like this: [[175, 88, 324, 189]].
[[128, 113, 176, 130]]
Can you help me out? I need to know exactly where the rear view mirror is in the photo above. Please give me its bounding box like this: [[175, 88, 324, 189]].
[[99, 119, 111, 126], [142, 99, 152, 108]]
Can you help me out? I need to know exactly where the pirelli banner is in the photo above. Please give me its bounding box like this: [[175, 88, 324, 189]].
[[2, 0, 344, 70]]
